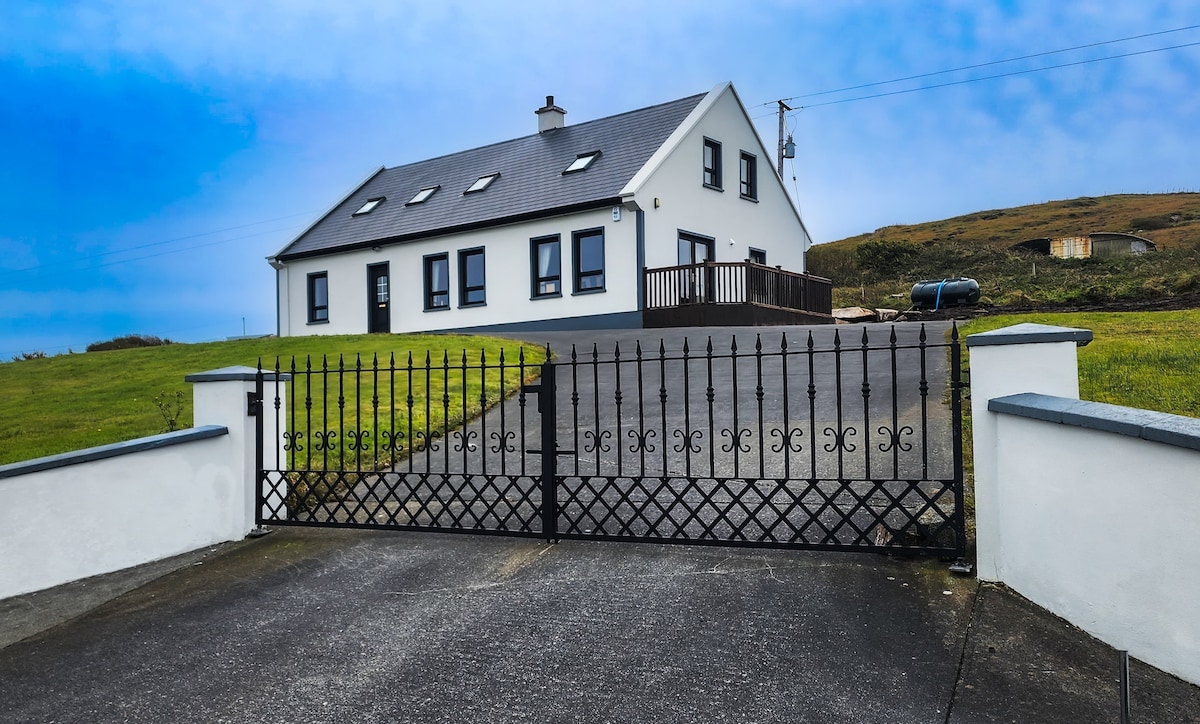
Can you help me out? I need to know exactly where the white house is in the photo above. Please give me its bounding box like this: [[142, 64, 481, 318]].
[[269, 82, 828, 337]]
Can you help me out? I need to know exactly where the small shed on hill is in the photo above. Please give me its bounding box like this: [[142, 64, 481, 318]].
[[1011, 232, 1156, 259]]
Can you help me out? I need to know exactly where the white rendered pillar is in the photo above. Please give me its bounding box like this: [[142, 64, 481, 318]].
[[965, 324, 1091, 581], [186, 366, 289, 537]]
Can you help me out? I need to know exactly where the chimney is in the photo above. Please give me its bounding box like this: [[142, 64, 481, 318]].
[[535, 95, 566, 133]]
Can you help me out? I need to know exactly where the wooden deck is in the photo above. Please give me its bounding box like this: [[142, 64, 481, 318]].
[[643, 261, 834, 327]]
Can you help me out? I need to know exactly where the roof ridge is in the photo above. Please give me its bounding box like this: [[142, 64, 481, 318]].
[[381, 91, 708, 173]]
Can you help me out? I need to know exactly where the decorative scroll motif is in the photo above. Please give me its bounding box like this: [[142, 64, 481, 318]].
[[313, 430, 337, 452], [414, 429, 441, 453], [282, 431, 305, 452], [628, 428, 657, 453], [769, 427, 804, 453], [720, 427, 752, 454], [380, 430, 405, 455], [345, 429, 370, 452], [877, 424, 914, 452], [583, 429, 612, 454], [673, 428, 703, 454], [822, 426, 858, 453], [452, 428, 479, 453], [490, 429, 516, 454]]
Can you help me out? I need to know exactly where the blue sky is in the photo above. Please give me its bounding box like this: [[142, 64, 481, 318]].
[[2, 1, 1198, 359]]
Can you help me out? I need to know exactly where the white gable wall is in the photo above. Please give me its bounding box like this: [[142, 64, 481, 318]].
[[276, 206, 638, 337], [632, 84, 810, 272]]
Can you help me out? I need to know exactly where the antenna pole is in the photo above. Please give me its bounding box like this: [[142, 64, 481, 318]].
[[776, 100, 792, 176]]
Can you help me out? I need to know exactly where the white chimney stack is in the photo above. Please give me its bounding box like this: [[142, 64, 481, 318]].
[[535, 95, 566, 133]]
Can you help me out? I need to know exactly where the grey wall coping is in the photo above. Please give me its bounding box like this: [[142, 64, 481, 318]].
[[988, 393, 1200, 453], [966, 323, 1092, 348], [0, 426, 229, 479], [185, 366, 291, 383]]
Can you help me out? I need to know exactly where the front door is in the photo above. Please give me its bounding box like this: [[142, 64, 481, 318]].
[[367, 263, 390, 333], [677, 233, 715, 303]]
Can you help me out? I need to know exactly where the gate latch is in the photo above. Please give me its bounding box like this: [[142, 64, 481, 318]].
[[527, 443, 576, 456]]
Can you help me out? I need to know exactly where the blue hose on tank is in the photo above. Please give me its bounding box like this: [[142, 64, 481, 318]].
[[934, 279, 948, 311]]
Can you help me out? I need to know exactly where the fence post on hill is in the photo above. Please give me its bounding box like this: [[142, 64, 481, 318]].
[[185, 366, 289, 539]]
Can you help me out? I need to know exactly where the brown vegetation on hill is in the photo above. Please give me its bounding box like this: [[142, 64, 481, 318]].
[[807, 194, 1200, 312], [822, 193, 1200, 252]]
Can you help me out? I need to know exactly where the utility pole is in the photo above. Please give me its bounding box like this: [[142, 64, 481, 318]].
[[776, 99, 792, 176]]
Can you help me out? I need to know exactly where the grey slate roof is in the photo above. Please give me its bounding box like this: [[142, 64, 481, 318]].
[[276, 92, 707, 261]]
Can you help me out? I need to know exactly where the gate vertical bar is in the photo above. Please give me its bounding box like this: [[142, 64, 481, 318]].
[[254, 362, 265, 525], [538, 360, 558, 541], [950, 323, 968, 561]]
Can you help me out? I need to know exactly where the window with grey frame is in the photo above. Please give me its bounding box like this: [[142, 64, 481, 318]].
[[458, 247, 486, 306], [307, 271, 329, 323], [702, 138, 722, 189], [531, 235, 561, 298], [423, 253, 449, 310], [739, 152, 757, 200], [573, 228, 605, 292]]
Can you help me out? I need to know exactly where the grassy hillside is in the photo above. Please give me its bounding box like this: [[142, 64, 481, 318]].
[[0, 334, 546, 466], [808, 193, 1200, 310]]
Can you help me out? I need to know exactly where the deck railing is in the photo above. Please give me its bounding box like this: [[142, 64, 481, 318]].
[[643, 261, 832, 315]]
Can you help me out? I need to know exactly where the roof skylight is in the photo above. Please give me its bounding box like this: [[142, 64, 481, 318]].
[[353, 197, 385, 215], [406, 186, 440, 205], [563, 151, 600, 174], [464, 173, 500, 194]]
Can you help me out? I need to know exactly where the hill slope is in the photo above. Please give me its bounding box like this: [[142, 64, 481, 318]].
[[807, 193, 1200, 310], [820, 193, 1200, 251]]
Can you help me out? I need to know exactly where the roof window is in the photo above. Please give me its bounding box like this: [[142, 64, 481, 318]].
[[464, 173, 499, 194], [406, 186, 440, 206], [353, 197, 385, 215], [563, 151, 601, 174]]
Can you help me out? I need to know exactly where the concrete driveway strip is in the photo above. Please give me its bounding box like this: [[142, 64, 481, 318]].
[[3, 529, 1199, 722]]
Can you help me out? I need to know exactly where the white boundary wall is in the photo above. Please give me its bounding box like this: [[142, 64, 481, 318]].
[[969, 324, 1200, 686], [0, 367, 284, 600]]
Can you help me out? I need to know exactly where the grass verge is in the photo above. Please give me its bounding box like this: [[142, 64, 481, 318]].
[[959, 310, 1200, 417], [0, 334, 546, 467]]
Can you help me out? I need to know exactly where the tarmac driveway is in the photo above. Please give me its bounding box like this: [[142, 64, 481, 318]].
[[3, 528, 1198, 723]]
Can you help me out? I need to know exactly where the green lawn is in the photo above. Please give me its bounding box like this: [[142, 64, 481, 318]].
[[960, 309, 1200, 418], [0, 334, 547, 467]]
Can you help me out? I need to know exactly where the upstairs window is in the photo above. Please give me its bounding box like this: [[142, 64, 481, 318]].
[[424, 253, 449, 310], [572, 228, 605, 292], [530, 235, 561, 298], [749, 248, 767, 265], [465, 173, 499, 194], [458, 248, 486, 306], [739, 152, 757, 200], [702, 138, 722, 189], [353, 197, 385, 215], [563, 151, 601, 174], [407, 186, 440, 206], [307, 272, 329, 323]]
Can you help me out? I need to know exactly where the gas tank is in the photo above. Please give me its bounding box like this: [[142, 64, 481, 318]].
[[911, 277, 981, 309]]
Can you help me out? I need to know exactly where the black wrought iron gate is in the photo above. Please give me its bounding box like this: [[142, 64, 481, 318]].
[[256, 324, 967, 558]]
